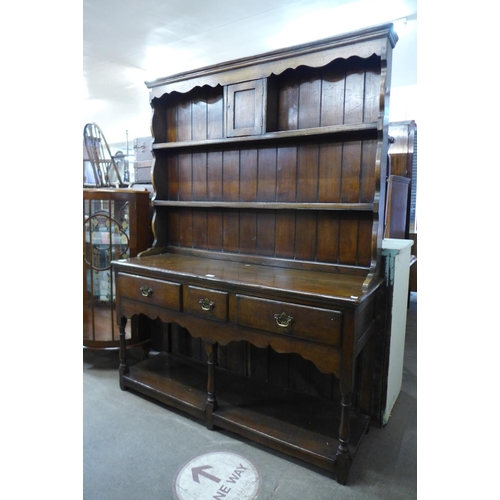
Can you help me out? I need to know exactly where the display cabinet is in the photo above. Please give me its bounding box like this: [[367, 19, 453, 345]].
[[84, 188, 151, 349], [112, 23, 398, 484]]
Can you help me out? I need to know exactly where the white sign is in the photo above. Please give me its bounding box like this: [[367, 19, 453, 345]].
[[173, 451, 260, 500]]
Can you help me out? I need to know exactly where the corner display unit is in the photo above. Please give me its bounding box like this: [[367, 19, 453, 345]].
[[112, 23, 398, 485], [84, 188, 151, 349]]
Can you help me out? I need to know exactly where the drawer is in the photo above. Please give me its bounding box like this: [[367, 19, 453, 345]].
[[185, 285, 228, 322], [118, 273, 181, 311], [235, 295, 341, 346]]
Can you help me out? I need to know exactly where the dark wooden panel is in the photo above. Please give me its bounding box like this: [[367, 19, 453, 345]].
[[276, 146, 297, 202], [384, 175, 410, 239], [223, 210, 239, 252], [316, 212, 339, 263], [296, 145, 319, 202], [247, 344, 269, 382], [318, 143, 342, 202], [207, 87, 224, 140], [308, 364, 336, 400], [192, 90, 207, 141], [226, 80, 264, 137], [268, 347, 290, 388], [271, 57, 381, 131], [162, 138, 376, 206], [357, 215, 373, 267], [239, 210, 257, 255], [275, 210, 296, 259], [277, 69, 299, 131], [170, 322, 186, 356], [288, 354, 311, 394], [165, 208, 374, 269], [256, 211, 276, 256], [294, 211, 317, 261], [344, 58, 366, 125], [320, 59, 347, 127], [167, 209, 180, 247], [151, 157, 166, 200], [223, 150, 240, 201], [240, 149, 258, 201], [207, 209, 223, 251], [177, 95, 192, 142], [192, 209, 207, 249], [151, 99, 168, 143], [165, 103, 177, 143], [192, 152, 207, 201], [207, 151, 223, 200], [218, 342, 248, 376], [338, 215, 358, 266], [341, 141, 362, 203], [297, 70, 321, 129], [257, 147, 277, 201], [166, 155, 179, 200], [363, 60, 381, 123], [178, 153, 192, 201], [178, 209, 193, 248], [234, 89, 255, 129], [171, 324, 204, 361], [359, 140, 378, 202]]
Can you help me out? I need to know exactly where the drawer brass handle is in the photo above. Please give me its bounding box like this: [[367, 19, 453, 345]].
[[199, 298, 215, 311], [140, 285, 153, 297], [274, 312, 293, 328]]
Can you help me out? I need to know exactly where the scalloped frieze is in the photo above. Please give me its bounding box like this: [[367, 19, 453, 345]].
[[147, 23, 397, 99]]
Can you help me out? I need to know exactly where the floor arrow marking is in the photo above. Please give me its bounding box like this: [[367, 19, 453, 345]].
[[191, 465, 221, 484]]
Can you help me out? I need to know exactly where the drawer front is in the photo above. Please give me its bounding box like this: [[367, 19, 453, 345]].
[[185, 285, 228, 321], [118, 273, 181, 311], [236, 295, 341, 346]]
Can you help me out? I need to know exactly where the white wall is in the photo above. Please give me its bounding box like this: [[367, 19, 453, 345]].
[[390, 84, 418, 123]]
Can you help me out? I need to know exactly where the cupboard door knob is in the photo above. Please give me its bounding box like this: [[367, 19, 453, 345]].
[[199, 298, 215, 311], [140, 286, 153, 297], [274, 312, 293, 328]]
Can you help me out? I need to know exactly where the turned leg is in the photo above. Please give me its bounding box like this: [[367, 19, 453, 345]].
[[335, 390, 352, 485], [118, 316, 129, 390], [205, 341, 218, 430]]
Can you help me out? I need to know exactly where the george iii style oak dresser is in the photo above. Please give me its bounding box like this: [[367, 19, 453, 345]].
[[112, 23, 398, 485]]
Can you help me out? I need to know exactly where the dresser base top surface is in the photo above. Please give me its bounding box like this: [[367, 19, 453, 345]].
[[113, 252, 381, 306]]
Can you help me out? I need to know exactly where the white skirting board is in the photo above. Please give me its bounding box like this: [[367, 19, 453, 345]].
[[381, 238, 414, 425]]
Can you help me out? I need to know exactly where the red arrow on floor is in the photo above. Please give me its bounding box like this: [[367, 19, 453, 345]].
[[191, 465, 221, 484]]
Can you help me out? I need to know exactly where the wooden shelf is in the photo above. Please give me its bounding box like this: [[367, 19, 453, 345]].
[[153, 200, 376, 211], [122, 352, 371, 473], [152, 122, 379, 151]]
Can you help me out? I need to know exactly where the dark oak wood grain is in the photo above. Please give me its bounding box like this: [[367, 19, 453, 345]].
[[113, 23, 398, 485]]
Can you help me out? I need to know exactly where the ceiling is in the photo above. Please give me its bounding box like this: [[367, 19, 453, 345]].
[[83, 0, 417, 147]]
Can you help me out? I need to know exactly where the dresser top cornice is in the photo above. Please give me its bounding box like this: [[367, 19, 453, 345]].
[[146, 22, 398, 98]]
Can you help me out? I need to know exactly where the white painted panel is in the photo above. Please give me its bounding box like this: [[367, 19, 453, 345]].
[[382, 238, 413, 424]]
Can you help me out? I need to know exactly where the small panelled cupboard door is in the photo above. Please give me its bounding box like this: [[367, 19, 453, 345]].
[[226, 79, 265, 137]]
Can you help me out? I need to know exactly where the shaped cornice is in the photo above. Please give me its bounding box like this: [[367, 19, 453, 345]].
[[146, 23, 398, 99]]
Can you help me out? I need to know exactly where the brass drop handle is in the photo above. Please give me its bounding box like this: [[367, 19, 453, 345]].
[[199, 298, 215, 311], [140, 285, 153, 297], [274, 312, 293, 328]]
